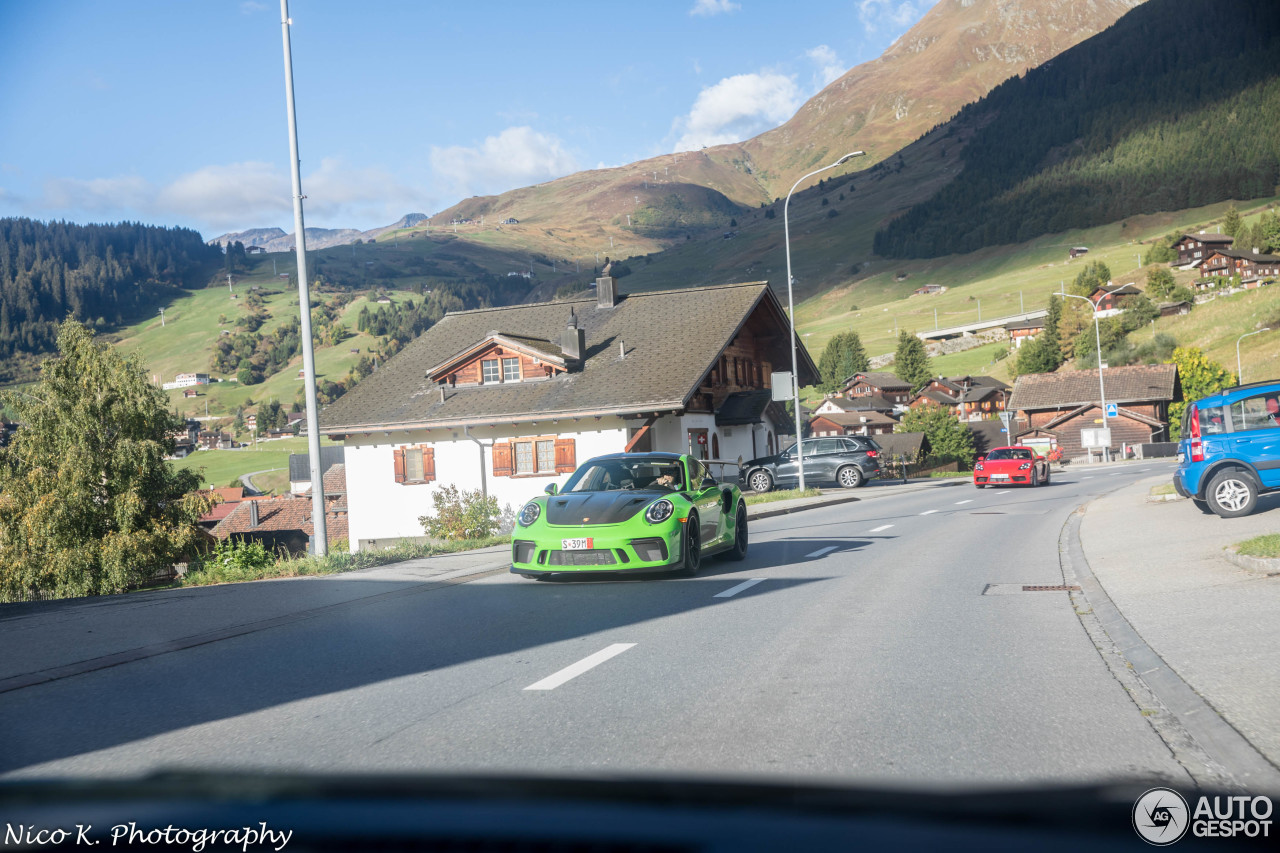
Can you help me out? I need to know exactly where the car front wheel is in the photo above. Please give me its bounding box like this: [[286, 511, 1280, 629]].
[[1206, 469, 1258, 518], [748, 469, 773, 493], [726, 503, 748, 561], [676, 514, 701, 576], [836, 465, 865, 488]]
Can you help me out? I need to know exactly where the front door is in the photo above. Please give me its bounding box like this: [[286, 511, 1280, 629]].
[[686, 457, 725, 547], [1227, 391, 1280, 488]]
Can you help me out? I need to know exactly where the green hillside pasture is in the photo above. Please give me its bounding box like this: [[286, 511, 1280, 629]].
[[170, 436, 333, 490], [1128, 286, 1280, 383], [930, 341, 1013, 382], [794, 195, 1280, 365]]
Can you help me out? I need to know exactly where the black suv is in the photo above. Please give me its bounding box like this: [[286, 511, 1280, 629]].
[[740, 436, 882, 492]]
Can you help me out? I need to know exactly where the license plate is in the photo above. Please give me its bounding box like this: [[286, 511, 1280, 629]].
[[991, 474, 1009, 480], [561, 538, 593, 550]]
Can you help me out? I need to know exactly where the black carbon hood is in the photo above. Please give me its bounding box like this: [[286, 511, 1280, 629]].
[[545, 492, 662, 526]]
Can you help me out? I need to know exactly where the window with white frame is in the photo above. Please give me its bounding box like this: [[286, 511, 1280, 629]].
[[481, 359, 501, 383], [502, 357, 520, 382]]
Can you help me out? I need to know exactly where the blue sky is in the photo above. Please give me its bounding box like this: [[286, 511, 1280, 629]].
[[0, 1, 926, 238]]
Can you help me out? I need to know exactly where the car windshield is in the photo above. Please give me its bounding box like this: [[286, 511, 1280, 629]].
[[561, 458, 684, 492], [986, 448, 1032, 461]]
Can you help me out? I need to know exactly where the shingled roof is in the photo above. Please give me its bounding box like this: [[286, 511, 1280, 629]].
[[319, 283, 817, 433], [1008, 364, 1179, 411]]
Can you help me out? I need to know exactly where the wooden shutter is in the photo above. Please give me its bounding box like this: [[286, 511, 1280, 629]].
[[492, 442, 513, 477], [554, 437, 576, 473], [392, 447, 407, 484], [421, 446, 436, 483]]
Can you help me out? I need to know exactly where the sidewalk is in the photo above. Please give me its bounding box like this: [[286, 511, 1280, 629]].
[[1076, 475, 1280, 783]]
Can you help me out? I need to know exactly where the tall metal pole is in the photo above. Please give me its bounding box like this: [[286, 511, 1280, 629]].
[[1061, 289, 1108, 462], [281, 0, 327, 555], [1237, 328, 1270, 383], [783, 151, 864, 491]]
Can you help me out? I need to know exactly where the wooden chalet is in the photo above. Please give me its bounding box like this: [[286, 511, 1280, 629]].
[[1009, 364, 1179, 457], [1198, 248, 1280, 287], [809, 410, 897, 437], [842, 372, 912, 406], [1172, 232, 1233, 267], [1005, 317, 1044, 348]]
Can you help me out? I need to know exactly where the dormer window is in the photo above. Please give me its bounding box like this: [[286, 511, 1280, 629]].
[[503, 357, 520, 382], [481, 359, 501, 383]]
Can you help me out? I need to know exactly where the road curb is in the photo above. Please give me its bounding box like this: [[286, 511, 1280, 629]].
[[747, 494, 860, 521], [1062, 502, 1280, 792], [1223, 546, 1280, 576]]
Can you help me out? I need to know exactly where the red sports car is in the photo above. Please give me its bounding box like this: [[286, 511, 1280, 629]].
[[973, 446, 1050, 488]]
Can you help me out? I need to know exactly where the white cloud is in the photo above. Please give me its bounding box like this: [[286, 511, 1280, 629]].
[[689, 0, 740, 17], [670, 72, 802, 151], [806, 45, 845, 87], [240, 1, 268, 14], [857, 0, 921, 32], [155, 161, 290, 226], [37, 159, 423, 233], [429, 126, 579, 199]]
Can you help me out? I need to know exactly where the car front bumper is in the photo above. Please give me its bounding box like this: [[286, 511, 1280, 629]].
[[511, 525, 686, 575]]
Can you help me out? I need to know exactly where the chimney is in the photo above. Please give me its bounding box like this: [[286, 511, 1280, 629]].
[[248, 500, 259, 528], [560, 308, 585, 368], [596, 274, 618, 308]]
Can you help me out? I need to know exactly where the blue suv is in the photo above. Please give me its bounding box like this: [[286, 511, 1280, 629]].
[[1173, 379, 1280, 517]]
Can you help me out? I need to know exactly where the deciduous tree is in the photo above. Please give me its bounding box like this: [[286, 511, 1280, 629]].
[[0, 321, 209, 599]]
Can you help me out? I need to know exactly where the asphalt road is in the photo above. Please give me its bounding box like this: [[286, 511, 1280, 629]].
[[1, 462, 1191, 789]]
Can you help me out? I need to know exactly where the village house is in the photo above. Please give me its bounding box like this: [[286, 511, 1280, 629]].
[[813, 394, 897, 416], [1172, 232, 1233, 267], [808, 410, 897, 437], [1068, 246, 1089, 259], [907, 376, 1010, 421], [841, 372, 913, 408], [1008, 364, 1179, 458], [1004, 317, 1044, 348], [318, 279, 818, 551], [1158, 300, 1192, 317], [1088, 282, 1144, 317], [912, 284, 946, 296], [1198, 248, 1280, 288], [289, 446, 347, 494], [212, 465, 348, 554], [161, 372, 211, 391]]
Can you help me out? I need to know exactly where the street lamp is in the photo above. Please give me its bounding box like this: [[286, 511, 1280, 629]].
[[1059, 290, 1109, 462], [1236, 328, 1270, 383], [785, 150, 865, 490]]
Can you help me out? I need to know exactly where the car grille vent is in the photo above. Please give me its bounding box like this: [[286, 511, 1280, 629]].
[[547, 549, 618, 566]]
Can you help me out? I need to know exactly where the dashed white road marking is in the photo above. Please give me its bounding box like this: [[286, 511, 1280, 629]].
[[955, 499, 973, 505], [524, 643, 635, 691], [1082, 476, 1095, 480], [920, 509, 938, 515], [869, 524, 894, 533], [1109, 472, 1122, 476], [994, 490, 1011, 495], [805, 546, 838, 558], [715, 578, 767, 598]]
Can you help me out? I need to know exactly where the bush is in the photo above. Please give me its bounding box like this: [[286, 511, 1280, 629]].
[[420, 484, 504, 540], [204, 537, 275, 575]]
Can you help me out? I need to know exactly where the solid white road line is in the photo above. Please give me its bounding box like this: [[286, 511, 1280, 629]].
[[805, 546, 838, 558], [955, 499, 973, 505], [715, 578, 767, 598], [869, 524, 894, 532], [920, 509, 938, 515], [524, 643, 636, 691]]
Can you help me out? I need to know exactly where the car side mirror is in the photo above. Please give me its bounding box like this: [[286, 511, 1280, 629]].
[[701, 476, 717, 489], [977, 455, 986, 462], [544, 483, 558, 496], [1036, 455, 1046, 462]]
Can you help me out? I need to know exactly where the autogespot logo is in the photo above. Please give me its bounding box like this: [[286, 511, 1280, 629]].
[[1133, 787, 1190, 845]]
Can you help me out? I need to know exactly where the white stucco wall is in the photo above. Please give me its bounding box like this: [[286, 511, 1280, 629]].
[[343, 422, 629, 551]]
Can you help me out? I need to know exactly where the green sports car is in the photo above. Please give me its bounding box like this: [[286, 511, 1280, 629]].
[[511, 452, 748, 578]]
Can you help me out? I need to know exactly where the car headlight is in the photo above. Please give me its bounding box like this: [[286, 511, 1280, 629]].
[[1018, 462, 1031, 470], [644, 499, 674, 524], [975, 462, 984, 471], [518, 502, 541, 526]]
